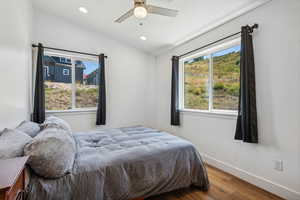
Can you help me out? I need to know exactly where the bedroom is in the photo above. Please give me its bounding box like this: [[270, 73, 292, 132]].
[[0, 0, 299, 200]]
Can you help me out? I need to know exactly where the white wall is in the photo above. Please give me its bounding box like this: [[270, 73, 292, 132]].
[[1, 1, 299, 199], [32, 10, 156, 132], [154, 0, 300, 199], [0, 0, 32, 130]]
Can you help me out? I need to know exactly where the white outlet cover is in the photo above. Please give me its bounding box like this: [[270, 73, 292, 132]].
[[274, 160, 283, 172]]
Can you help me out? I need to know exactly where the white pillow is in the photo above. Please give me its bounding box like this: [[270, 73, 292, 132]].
[[0, 129, 32, 159], [16, 121, 41, 137], [41, 116, 72, 133], [24, 127, 76, 178]]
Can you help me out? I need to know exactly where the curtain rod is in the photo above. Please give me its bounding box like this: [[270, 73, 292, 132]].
[[178, 24, 258, 58], [32, 44, 108, 58]]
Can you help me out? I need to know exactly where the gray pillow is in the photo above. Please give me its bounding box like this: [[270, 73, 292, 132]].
[[24, 127, 76, 178], [0, 129, 32, 159], [16, 121, 41, 137], [41, 116, 72, 133]]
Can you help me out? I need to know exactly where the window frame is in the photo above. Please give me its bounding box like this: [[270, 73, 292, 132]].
[[44, 66, 50, 77], [43, 51, 99, 113], [179, 38, 241, 116]]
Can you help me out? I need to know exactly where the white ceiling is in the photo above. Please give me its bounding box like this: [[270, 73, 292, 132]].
[[32, 0, 265, 54]]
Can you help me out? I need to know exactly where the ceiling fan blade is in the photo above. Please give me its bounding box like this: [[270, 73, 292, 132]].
[[114, 8, 134, 23], [147, 5, 178, 17]]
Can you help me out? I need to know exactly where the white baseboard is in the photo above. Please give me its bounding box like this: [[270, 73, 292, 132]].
[[202, 153, 300, 200]]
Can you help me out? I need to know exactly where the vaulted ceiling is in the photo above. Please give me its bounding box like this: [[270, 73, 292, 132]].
[[32, 0, 266, 54]]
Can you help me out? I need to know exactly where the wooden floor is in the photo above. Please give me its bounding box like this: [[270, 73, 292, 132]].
[[147, 165, 284, 200]]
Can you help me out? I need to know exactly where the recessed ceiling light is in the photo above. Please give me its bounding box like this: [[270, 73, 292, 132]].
[[79, 7, 88, 14], [140, 36, 147, 41]]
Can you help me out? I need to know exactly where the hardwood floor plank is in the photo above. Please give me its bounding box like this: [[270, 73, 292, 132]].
[[147, 165, 284, 200]]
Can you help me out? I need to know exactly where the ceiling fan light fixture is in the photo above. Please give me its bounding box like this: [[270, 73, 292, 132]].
[[114, 0, 178, 23], [134, 6, 147, 19]]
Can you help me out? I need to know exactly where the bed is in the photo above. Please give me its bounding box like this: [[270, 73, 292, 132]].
[[26, 126, 209, 200]]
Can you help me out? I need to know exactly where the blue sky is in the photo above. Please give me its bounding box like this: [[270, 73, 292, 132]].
[[202, 45, 240, 60], [83, 46, 240, 73], [82, 61, 99, 75], [213, 45, 240, 57]]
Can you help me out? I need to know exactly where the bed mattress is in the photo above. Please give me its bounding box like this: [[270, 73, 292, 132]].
[[26, 126, 209, 200]]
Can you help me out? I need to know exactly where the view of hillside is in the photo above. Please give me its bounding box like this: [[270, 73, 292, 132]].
[[184, 47, 240, 111], [45, 82, 98, 110]]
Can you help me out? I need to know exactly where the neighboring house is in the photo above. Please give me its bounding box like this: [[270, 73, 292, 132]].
[[85, 68, 99, 85], [43, 56, 86, 84]]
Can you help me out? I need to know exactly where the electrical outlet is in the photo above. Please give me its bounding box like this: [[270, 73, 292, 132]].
[[274, 160, 283, 172]]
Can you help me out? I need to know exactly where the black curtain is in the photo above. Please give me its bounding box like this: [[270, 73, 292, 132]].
[[96, 54, 106, 125], [33, 43, 45, 124], [171, 56, 180, 126], [235, 26, 258, 143]]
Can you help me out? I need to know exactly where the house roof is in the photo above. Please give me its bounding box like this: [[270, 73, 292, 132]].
[[75, 60, 86, 69], [44, 56, 56, 66], [43, 55, 86, 70], [51, 56, 71, 65]]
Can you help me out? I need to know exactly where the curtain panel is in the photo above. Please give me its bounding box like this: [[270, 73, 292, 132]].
[[32, 43, 45, 124], [171, 56, 180, 126], [235, 25, 258, 143], [96, 54, 106, 125]]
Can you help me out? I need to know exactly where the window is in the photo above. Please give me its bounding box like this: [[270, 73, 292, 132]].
[[60, 58, 66, 63], [180, 39, 240, 114], [63, 69, 70, 76], [44, 52, 99, 112]]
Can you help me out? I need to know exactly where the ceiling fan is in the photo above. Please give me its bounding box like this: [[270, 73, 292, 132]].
[[115, 0, 179, 23]]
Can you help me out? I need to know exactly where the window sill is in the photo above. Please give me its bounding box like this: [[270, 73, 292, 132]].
[[179, 109, 238, 119], [46, 108, 97, 115]]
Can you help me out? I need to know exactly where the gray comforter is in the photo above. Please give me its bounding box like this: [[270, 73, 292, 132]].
[[26, 126, 209, 200]]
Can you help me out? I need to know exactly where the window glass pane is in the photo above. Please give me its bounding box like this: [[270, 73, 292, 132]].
[[44, 55, 72, 110], [184, 56, 209, 110], [75, 60, 99, 108], [212, 45, 240, 110]]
